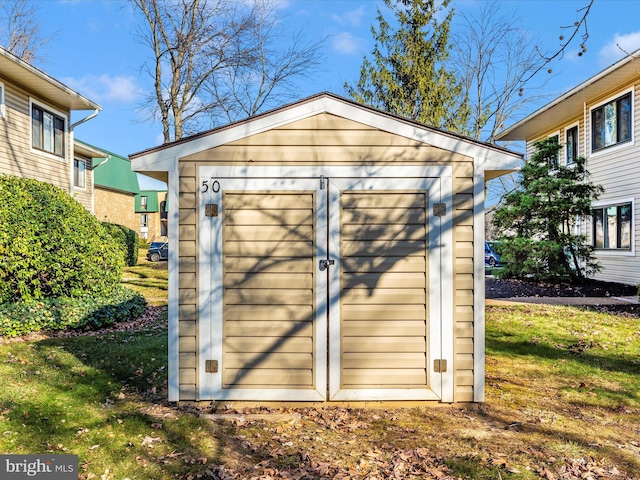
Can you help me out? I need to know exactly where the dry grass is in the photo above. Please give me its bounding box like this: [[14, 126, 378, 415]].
[[1, 264, 638, 479]]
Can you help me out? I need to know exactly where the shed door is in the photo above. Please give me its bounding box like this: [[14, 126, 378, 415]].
[[327, 177, 445, 401], [199, 170, 452, 402]]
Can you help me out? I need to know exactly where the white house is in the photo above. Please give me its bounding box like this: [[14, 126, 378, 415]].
[[496, 49, 640, 285]]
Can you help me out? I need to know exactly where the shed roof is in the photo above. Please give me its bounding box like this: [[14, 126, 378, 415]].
[[130, 92, 522, 181], [0, 47, 101, 112], [495, 48, 640, 141]]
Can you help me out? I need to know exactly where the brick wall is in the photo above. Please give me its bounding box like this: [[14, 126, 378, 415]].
[[94, 188, 138, 232]]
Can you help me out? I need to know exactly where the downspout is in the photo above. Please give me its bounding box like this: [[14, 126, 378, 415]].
[[69, 108, 100, 198]]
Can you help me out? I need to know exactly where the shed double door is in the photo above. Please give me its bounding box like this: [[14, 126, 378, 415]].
[[199, 168, 451, 402]]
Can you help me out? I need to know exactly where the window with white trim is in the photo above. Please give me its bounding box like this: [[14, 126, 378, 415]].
[[31, 102, 65, 157], [593, 202, 631, 249], [591, 92, 632, 152], [565, 124, 578, 165], [548, 133, 560, 169], [74, 158, 86, 188], [141, 213, 148, 228]]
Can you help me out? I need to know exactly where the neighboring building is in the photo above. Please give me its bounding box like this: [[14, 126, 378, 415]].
[[0, 47, 101, 211], [135, 190, 168, 241], [131, 92, 521, 403], [80, 141, 141, 232], [495, 49, 640, 285]]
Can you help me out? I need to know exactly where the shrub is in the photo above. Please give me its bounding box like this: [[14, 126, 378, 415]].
[[0, 176, 125, 303], [0, 286, 146, 337], [102, 222, 139, 266]]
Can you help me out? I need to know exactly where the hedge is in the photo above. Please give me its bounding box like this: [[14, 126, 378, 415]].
[[102, 222, 139, 267], [0, 286, 147, 337], [0, 176, 124, 303]]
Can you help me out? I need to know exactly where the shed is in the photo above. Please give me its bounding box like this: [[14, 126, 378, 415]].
[[130, 93, 521, 404]]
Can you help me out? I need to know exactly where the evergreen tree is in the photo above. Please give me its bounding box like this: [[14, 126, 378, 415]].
[[344, 0, 469, 132], [493, 137, 603, 283]]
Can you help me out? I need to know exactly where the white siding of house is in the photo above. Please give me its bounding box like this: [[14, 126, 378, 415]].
[[525, 82, 640, 285]]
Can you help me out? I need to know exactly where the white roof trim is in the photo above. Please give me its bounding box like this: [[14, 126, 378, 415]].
[[131, 94, 521, 172], [496, 48, 640, 141]]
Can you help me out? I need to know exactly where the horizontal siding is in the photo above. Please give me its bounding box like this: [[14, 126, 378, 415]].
[[340, 191, 428, 389], [178, 113, 479, 402], [178, 162, 197, 399], [0, 84, 71, 191], [222, 191, 316, 389]]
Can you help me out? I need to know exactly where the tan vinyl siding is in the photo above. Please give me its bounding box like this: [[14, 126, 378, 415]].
[[340, 191, 428, 388], [222, 191, 315, 388], [179, 113, 477, 401], [178, 163, 197, 399], [0, 79, 71, 191]]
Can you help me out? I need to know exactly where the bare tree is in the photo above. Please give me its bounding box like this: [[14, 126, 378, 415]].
[[451, 0, 552, 142], [0, 0, 52, 63], [133, 0, 324, 143], [204, 5, 323, 125]]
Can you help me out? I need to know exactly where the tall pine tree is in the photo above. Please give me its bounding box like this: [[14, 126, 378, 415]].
[[344, 0, 469, 132], [493, 137, 603, 283]]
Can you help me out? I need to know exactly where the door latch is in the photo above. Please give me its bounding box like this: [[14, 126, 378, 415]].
[[319, 259, 335, 271]]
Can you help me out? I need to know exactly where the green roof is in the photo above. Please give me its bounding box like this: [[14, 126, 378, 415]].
[[135, 190, 168, 213], [78, 140, 140, 194]]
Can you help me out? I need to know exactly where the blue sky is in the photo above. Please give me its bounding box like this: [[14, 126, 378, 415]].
[[29, 0, 640, 186]]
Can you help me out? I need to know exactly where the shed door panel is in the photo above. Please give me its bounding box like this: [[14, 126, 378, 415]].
[[340, 192, 428, 388], [222, 192, 316, 389], [327, 178, 443, 402]]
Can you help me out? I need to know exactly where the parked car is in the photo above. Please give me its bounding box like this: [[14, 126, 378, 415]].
[[484, 241, 501, 267], [147, 241, 168, 262]]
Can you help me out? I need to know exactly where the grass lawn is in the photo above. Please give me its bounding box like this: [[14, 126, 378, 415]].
[[0, 262, 638, 479]]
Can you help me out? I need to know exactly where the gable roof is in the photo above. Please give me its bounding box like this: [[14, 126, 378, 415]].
[[0, 46, 101, 111], [130, 92, 522, 176], [495, 49, 640, 141]]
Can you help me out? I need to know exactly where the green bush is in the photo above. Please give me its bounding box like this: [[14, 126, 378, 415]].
[[102, 222, 139, 266], [0, 286, 146, 337], [0, 175, 125, 303]]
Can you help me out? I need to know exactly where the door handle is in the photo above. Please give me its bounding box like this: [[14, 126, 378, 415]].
[[319, 259, 335, 271]]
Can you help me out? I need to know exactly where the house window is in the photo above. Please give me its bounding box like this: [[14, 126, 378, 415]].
[[140, 196, 148, 210], [593, 202, 631, 249], [548, 134, 559, 168], [74, 159, 86, 188], [591, 92, 631, 152], [141, 213, 148, 228], [565, 125, 578, 165], [32, 103, 65, 157]]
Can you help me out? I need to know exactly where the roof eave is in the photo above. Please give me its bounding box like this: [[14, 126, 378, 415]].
[[0, 47, 101, 111], [496, 49, 640, 141]]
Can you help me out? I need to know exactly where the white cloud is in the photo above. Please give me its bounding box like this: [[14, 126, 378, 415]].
[[331, 32, 366, 56], [331, 5, 367, 27], [61, 74, 142, 103], [599, 31, 640, 64]]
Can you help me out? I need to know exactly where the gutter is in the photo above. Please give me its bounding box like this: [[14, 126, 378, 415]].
[[69, 109, 100, 198]]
